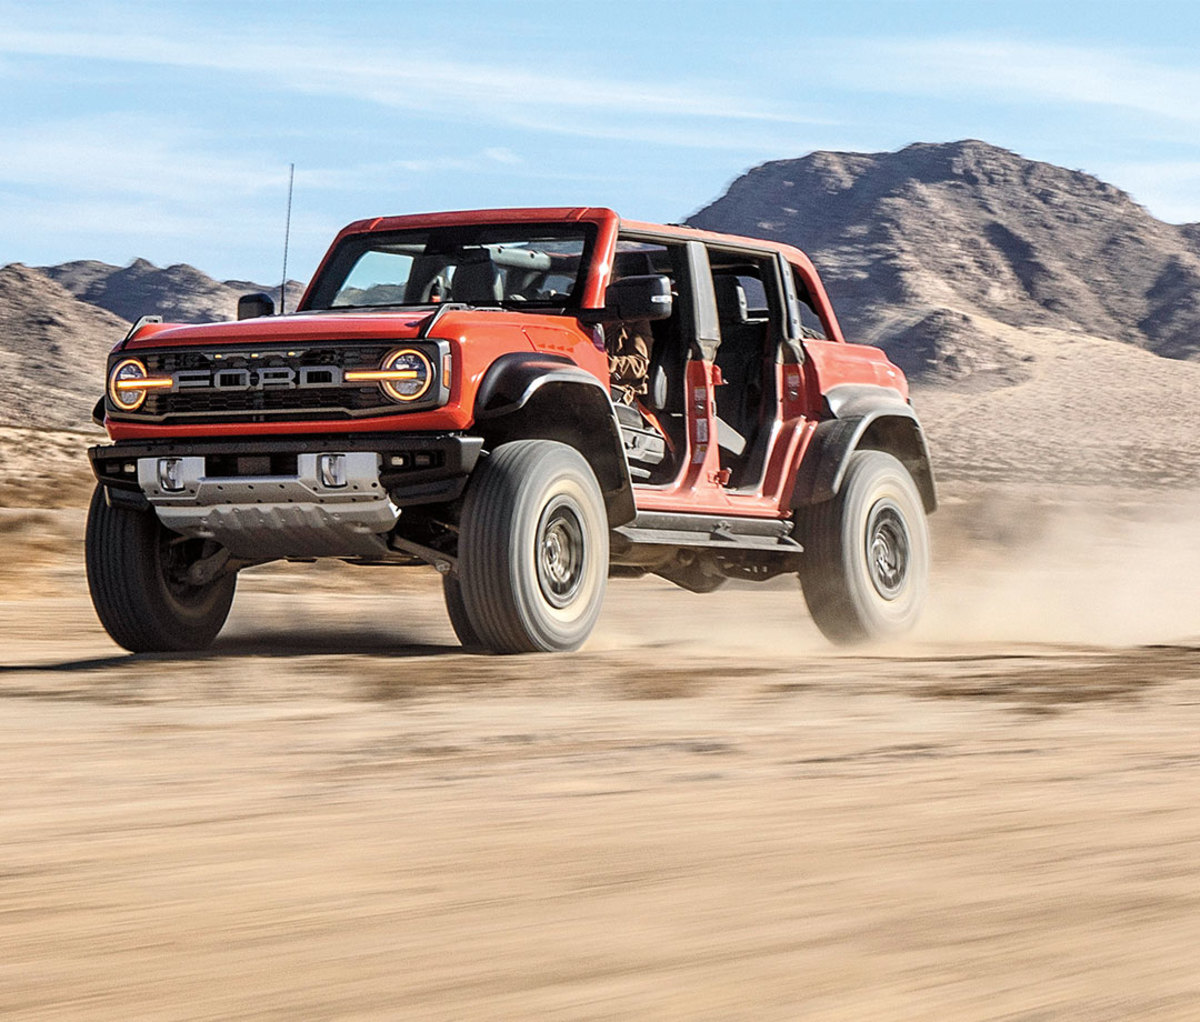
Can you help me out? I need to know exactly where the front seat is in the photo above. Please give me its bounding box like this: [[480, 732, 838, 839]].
[[450, 259, 503, 304]]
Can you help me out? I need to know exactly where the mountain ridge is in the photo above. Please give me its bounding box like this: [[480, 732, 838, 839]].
[[40, 259, 305, 325], [688, 139, 1200, 381]]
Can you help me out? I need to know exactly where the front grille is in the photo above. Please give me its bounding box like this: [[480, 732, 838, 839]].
[[125, 343, 415, 423]]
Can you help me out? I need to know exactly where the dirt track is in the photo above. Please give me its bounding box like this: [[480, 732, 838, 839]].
[[2, 492, 1200, 1020]]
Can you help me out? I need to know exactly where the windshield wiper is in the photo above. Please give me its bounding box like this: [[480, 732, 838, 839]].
[[324, 301, 435, 311]]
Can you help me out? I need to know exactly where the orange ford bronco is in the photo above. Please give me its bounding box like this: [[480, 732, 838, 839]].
[[86, 207, 936, 654]]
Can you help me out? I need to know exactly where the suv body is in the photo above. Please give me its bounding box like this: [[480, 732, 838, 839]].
[[86, 207, 936, 653]]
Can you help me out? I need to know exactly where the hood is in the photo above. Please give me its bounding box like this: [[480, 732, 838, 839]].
[[121, 309, 438, 350]]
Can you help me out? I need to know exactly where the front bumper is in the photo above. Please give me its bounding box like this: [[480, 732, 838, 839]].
[[88, 432, 483, 560], [91, 432, 482, 500]]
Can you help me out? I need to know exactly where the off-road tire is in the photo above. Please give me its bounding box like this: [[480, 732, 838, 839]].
[[85, 485, 237, 652], [458, 440, 608, 654], [442, 575, 484, 651], [797, 450, 929, 644]]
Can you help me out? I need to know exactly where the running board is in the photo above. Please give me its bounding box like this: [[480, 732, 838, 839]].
[[613, 511, 802, 553]]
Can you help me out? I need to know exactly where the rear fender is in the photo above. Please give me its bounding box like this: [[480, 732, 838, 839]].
[[791, 384, 937, 513], [474, 353, 635, 527]]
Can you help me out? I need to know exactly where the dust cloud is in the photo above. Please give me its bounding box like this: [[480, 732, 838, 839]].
[[597, 484, 1200, 655], [920, 485, 1200, 646]]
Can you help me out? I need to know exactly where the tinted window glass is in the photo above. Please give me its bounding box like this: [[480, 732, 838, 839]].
[[305, 224, 595, 311]]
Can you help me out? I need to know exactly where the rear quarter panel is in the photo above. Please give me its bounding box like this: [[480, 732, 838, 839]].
[[801, 338, 909, 404]]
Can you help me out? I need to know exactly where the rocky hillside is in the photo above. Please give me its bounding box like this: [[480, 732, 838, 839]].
[[41, 259, 305, 324], [0, 264, 130, 430], [689, 140, 1200, 381], [0, 259, 305, 430]]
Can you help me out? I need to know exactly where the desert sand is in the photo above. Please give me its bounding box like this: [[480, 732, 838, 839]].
[[2, 472, 1199, 1020]]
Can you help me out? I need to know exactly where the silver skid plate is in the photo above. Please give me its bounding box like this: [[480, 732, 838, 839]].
[[138, 452, 400, 559]]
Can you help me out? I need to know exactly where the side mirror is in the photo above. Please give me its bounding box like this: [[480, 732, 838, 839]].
[[580, 274, 672, 324], [237, 292, 276, 320]]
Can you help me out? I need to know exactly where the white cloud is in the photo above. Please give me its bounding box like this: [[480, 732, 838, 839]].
[[291, 151, 542, 191], [0, 21, 826, 145], [0, 112, 538, 203], [499, 108, 814, 154], [825, 36, 1200, 127], [1, 183, 337, 279], [484, 147, 522, 166], [0, 107, 324, 275], [0, 113, 286, 202]]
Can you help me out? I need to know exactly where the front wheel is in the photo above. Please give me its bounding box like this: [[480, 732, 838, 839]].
[[457, 440, 609, 654], [85, 485, 237, 652], [442, 574, 484, 651], [797, 450, 929, 644]]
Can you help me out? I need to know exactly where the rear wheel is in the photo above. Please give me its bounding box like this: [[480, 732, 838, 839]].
[[797, 450, 929, 644], [85, 485, 237, 652], [457, 440, 608, 653]]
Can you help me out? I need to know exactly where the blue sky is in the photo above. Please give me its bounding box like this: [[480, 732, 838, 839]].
[[2, 0, 1199, 283]]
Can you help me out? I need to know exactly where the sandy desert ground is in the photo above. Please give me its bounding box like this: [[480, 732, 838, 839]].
[[2, 471, 1199, 1020]]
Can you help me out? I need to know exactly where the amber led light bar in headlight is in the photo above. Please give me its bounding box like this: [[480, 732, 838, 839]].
[[345, 347, 434, 402], [343, 369, 420, 382], [114, 378, 173, 390], [108, 357, 173, 411]]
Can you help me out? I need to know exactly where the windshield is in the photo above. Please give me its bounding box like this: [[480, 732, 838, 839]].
[[304, 223, 595, 311]]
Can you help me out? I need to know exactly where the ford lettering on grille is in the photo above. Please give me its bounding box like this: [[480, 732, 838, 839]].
[[175, 366, 346, 390]]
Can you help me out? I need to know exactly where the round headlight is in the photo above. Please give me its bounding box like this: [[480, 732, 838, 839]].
[[109, 357, 150, 411], [379, 348, 433, 402]]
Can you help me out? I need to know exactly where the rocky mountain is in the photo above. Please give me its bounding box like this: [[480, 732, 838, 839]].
[[1180, 222, 1200, 257], [0, 264, 130, 430], [40, 259, 305, 324], [688, 140, 1200, 382], [0, 259, 309, 430]]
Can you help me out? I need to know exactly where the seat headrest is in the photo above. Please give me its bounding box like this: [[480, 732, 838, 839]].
[[612, 250, 655, 281], [450, 260, 502, 304], [713, 275, 749, 325]]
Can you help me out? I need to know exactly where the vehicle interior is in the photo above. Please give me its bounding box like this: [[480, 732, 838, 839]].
[[707, 249, 782, 489], [608, 238, 782, 491], [608, 239, 693, 484]]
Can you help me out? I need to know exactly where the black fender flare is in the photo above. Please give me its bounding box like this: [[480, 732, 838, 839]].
[[791, 384, 937, 513], [473, 353, 636, 527], [475, 352, 598, 417]]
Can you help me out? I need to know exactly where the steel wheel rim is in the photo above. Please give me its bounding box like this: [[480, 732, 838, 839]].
[[536, 497, 586, 608], [866, 499, 910, 600]]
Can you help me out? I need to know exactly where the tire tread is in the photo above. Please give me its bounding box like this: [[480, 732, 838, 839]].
[[85, 485, 235, 652], [458, 441, 607, 654], [797, 450, 928, 645]]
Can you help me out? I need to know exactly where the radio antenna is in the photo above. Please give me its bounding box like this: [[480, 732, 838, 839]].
[[280, 162, 295, 314]]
